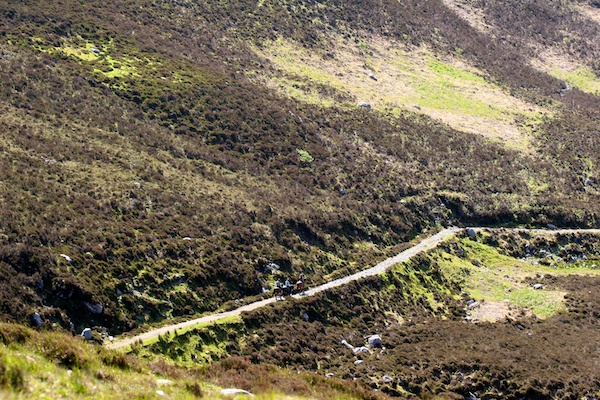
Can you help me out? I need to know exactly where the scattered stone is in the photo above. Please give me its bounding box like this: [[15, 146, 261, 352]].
[[302, 312, 309, 322], [533, 283, 543, 290], [467, 301, 480, 309], [382, 375, 393, 383], [325, 373, 334, 378], [354, 360, 364, 365], [368, 334, 382, 348], [413, 104, 421, 110], [81, 328, 93, 340], [182, 236, 192, 241], [59, 254, 73, 262], [31, 313, 42, 327], [90, 47, 101, 54], [353, 346, 370, 354], [221, 388, 255, 397], [368, 73, 378, 81], [466, 228, 476, 238], [156, 390, 165, 396], [358, 102, 371, 108], [339, 188, 347, 195], [264, 263, 280, 273], [341, 339, 355, 350], [84, 302, 103, 314]]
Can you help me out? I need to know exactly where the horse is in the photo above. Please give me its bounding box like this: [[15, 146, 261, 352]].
[[296, 280, 306, 293], [273, 287, 284, 300]]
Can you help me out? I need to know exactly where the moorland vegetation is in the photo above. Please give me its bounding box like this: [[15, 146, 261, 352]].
[[1, 0, 600, 397]]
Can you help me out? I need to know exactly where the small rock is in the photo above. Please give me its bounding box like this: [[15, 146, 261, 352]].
[[156, 379, 172, 385], [354, 360, 364, 365], [533, 283, 543, 290], [467, 301, 480, 309], [368, 334, 382, 348], [59, 254, 73, 262], [358, 102, 371, 109], [325, 373, 334, 378], [353, 346, 370, 354], [466, 228, 476, 238], [382, 375, 393, 383], [156, 390, 164, 396], [413, 104, 421, 110], [368, 73, 378, 81], [84, 302, 103, 314], [31, 312, 42, 327], [90, 47, 101, 54], [81, 328, 93, 340], [221, 388, 255, 397]]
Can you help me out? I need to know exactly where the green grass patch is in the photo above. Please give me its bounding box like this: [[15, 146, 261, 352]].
[[508, 287, 565, 319], [549, 65, 600, 94], [432, 236, 600, 318]]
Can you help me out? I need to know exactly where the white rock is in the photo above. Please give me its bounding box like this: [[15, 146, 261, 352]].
[[156, 379, 172, 385], [354, 360, 364, 365], [368, 334, 382, 348], [220, 388, 255, 397], [59, 254, 73, 262], [382, 375, 393, 383], [156, 390, 164, 396], [533, 283, 543, 290], [353, 346, 370, 354]]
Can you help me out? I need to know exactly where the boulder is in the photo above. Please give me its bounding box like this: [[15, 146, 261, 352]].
[[368, 334, 382, 348], [81, 328, 93, 340], [466, 228, 476, 238]]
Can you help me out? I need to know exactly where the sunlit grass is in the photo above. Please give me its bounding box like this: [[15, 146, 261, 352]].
[[433, 236, 600, 319], [549, 65, 600, 95]]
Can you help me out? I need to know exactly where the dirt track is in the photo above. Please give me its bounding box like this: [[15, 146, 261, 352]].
[[107, 227, 600, 350]]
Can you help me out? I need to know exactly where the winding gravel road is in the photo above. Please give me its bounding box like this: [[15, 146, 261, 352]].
[[107, 227, 600, 350]]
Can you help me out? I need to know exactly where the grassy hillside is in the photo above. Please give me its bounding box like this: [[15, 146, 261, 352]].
[[134, 229, 600, 398], [0, 0, 599, 339]]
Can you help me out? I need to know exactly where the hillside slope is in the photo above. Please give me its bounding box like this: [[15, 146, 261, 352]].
[[0, 0, 599, 334]]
